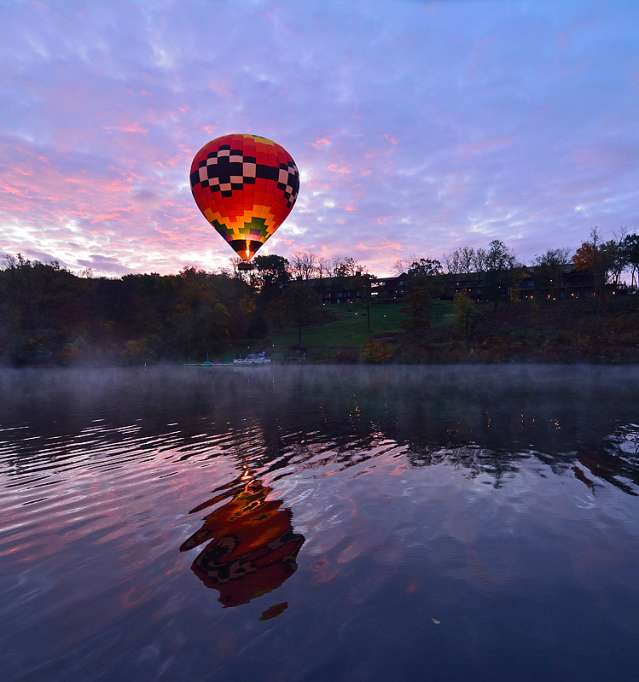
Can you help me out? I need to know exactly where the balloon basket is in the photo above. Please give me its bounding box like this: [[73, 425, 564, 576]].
[[238, 262, 255, 272]]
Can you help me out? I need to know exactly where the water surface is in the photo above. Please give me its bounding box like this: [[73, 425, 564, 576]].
[[1, 366, 638, 681]]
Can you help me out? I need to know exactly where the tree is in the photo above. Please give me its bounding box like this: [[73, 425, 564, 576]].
[[290, 252, 318, 280], [392, 255, 420, 276], [331, 256, 366, 278], [0, 254, 260, 365], [573, 228, 616, 299], [444, 246, 476, 274], [453, 293, 479, 348], [483, 240, 516, 309], [392, 258, 406, 276], [621, 233, 639, 287], [534, 248, 571, 269], [400, 256, 444, 338], [170, 267, 232, 359], [316, 257, 331, 279], [473, 248, 488, 272], [228, 256, 251, 283], [607, 240, 626, 287], [406, 258, 442, 278], [0, 254, 90, 364], [253, 254, 290, 293], [401, 283, 432, 339], [484, 240, 516, 272], [533, 248, 571, 299]]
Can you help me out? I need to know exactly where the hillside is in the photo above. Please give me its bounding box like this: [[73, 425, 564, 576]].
[[264, 297, 639, 364]]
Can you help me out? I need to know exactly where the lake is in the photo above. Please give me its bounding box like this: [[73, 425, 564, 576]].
[[1, 365, 638, 681]]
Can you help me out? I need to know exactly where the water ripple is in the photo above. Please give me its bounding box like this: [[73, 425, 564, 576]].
[[1, 366, 639, 682]]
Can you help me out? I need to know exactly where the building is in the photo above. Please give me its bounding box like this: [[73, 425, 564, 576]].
[[287, 264, 615, 305], [289, 274, 372, 304], [369, 264, 598, 303]]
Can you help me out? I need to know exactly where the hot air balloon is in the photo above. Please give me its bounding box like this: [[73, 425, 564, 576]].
[[179, 475, 305, 608], [189, 134, 299, 269]]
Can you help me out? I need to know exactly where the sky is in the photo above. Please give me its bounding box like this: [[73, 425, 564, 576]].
[[1, 0, 638, 276]]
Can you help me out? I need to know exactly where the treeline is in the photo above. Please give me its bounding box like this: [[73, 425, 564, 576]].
[[398, 229, 639, 287], [0, 253, 354, 365], [283, 229, 639, 288], [0, 257, 253, 364], [394, 230, 638, 346], [1, 228, 637, 365]]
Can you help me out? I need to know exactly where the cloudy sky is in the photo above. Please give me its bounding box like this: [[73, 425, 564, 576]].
[[1, 0, 638, 276]]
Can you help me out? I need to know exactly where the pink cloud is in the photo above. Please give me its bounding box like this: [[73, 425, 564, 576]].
[[104, 123, 149, 135], [1, 1, 636, 276], [312, 137, 332, 149], [327, 163, 351, 176], [0, 182, 25, 197], [456, 137, 513, 158]]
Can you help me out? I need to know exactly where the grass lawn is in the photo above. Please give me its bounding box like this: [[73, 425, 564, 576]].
[[271, 300, 454, 351]]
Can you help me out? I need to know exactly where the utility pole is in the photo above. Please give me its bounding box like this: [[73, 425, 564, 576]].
[[366, 277, 371, 334]]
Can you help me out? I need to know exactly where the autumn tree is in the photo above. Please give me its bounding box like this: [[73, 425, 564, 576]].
[[573, 229, 617, 299]]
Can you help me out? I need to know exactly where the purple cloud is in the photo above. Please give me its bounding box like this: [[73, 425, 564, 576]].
[[1, 0, 638, 275]]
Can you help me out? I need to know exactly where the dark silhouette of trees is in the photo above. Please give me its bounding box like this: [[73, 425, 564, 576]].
[[401, 258, 443, 339], [0, 255, 256, 365], [533, 248, 571, 299], [406, 258, 442, 278], [331, 256, 365, 278], [290, 252, 318, 280], [1, 227, 637, 366], [622, 233, 639, 287], [252, 255, 291, 293], [443, 246, 476, 274], [401, 284, 432, 338], [453, 293, 479, 348], [483, 240, 516, 310], [573, 228, 619, 302]]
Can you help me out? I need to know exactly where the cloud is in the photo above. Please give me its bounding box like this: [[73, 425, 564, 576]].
[[77, 254, 132, 275], [312, 137, 332, 149], [0, 0, 638, 276], [104, 123, 149, 135]]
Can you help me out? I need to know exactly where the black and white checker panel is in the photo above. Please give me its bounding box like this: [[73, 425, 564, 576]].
[[190, 145, 299, 207]]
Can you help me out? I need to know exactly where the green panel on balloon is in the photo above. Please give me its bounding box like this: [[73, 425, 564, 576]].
[[210, 220, 234, 241], [240, 217, 269, 240]]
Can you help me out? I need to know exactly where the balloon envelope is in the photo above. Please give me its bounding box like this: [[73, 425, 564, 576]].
[[190, 133, 299, 261]]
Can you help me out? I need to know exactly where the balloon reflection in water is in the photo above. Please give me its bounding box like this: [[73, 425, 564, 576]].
[[180, 471, 305, 609]]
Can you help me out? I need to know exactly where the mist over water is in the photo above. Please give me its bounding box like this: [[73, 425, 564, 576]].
[[1, 366, 638, 681]]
